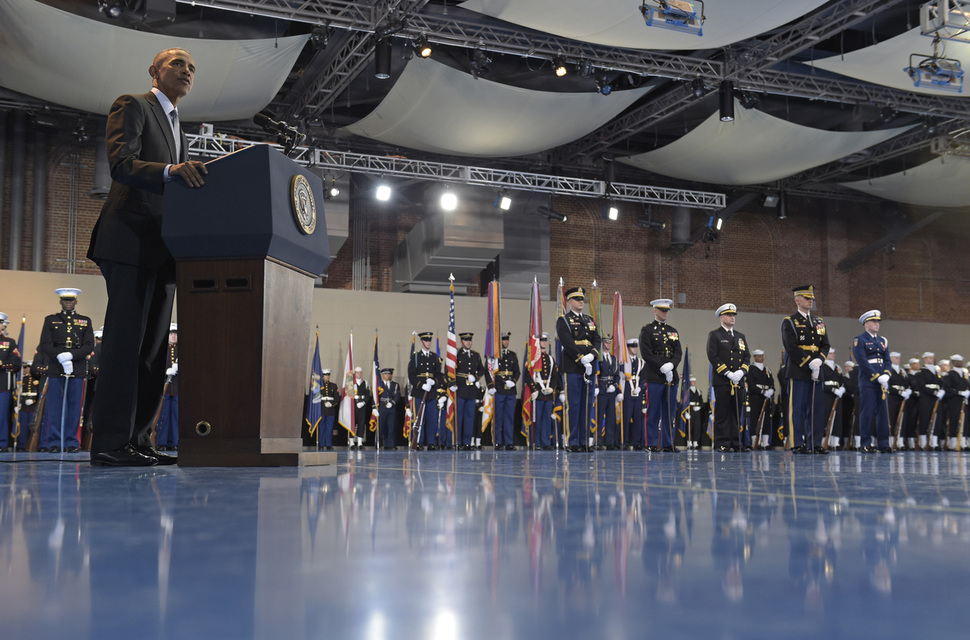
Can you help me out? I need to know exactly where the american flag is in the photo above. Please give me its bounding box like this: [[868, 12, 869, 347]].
[[521, 278, 542, 439], [446, 274, 457, 435]]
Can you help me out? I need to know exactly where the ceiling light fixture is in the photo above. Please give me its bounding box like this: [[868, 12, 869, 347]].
[[376, 184, 392, 201], [414, 35, 432, 59], [374, 38, 392, 80], [719, 80, 734, 122], [553, 55, 568, 77], [606, 202, 619, 221], [495, 190, 512, 211], [440, 191, 458, 211], [596, 76, 613, 95], [98, 0, 125, 19]]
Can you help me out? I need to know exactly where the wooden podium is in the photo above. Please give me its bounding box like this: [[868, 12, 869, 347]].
[[162, 144, 334, 466]]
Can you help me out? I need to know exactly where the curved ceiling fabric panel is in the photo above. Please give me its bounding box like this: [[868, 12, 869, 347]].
[[618, 103, 913, 185], [341, 58, 650, 157], [841, 156, 970, 208], [460, 0, 829, 51], [0, 0, 307, 121], [812, 27, 970, 97]]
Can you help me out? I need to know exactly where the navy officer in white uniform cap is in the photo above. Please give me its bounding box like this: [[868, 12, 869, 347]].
[[851, 310, 893, 452]]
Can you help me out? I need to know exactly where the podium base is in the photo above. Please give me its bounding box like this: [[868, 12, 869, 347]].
[[177, 450, 336, 467]]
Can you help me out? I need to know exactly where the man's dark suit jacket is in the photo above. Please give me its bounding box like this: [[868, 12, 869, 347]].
[[88, 91, 187, 267]]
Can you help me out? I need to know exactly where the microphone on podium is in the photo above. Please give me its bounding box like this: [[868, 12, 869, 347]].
[[253, 112, 305, 155]]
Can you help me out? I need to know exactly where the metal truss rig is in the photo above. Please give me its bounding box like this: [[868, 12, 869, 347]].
[[186, 132, 726, 209], [178, 0, 970, 122]]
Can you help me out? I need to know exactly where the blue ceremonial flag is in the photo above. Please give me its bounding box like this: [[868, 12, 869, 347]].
[[677, 348, 691, 438], [707, 362, 715, 440], [369, 333, 380, 433], [305, 332, 323, 438], [15, 316, 25, 385]]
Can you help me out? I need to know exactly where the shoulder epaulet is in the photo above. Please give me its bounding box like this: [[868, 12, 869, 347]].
[[783, 316, 791, 321]]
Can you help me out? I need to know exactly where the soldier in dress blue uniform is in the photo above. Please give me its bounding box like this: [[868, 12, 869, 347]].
[[686, 375, 706, 450], [493, 331, 520, 450], [525, 333, 558, 449], [885, 352, 911, 450], [155, 323, 179, 451], [37, 288, 95, 453], [781, 285, 829, 454], [622, 338, 646, 450], [350, 367, 371, 450], [639, 298, 682, 452], [15, 360, 41, 451], [318, 369, 339, 450], [408, 332, 440, 449], [598, 335, 621, 450], [746, 349, 775, 450], [706, 304, 751, 452], [556, 286, 601, 452], [0, 313, 22, 452], [376, 367, 401, 449], [454, 332, 490, 450], [912, 352, 945, 450], [851, 310, 893, 453], [821, 349, 846, 450], [943, 354, 969, 450], [842, 360, 860, 449]]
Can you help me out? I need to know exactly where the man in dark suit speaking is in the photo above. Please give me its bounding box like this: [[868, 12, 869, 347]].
[[87, 47, 207, 466]]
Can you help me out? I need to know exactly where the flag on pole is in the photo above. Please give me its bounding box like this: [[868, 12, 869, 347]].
[[521, 278, 542, 438], [12, 317, 26, 437], [589, 280, 601, 437], [305, 332, 323, 438], [481, 280, 500, 434], [338, 333, 356, 436], [445, 274, 458, 435], [553, 278, 565, 439], [403, 333, 416, 439], [707, 362, 715, 440], [677, 349, 691, 439], [612, 292, 629, 366], [369, 333, 380, 432]]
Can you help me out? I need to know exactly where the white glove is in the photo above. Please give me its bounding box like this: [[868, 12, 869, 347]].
[[936, 389, 946, 399], [449, 385, 458, 392], [580, 353, 595, 365], [664, 371, 673, 383], [541, 387, 552, 395], [405, 408, 412, 418], [559, 393, 566, 403], [877, 374, 890, 388], [56, 352, 72, 364], [617, 393, 624, 402], [166, 367, 177, 376], [26, 399, 34, 406], [584, 364, 593, 376], [607, 385, 616, 393], [961, 390, 970, 399], [594, 388, 600, 396], [504, 380, 515, 389], [901, 389, 912, 400], [808, 358, 823, 372], [726, 370, 740, 384], [811, 368, 820, 382], [422, 379, 434, 392], [659, 362, 674, 374], [735, 369, 746, 380], [372, 409, 379, 417], [764, 389, 774, 400], [171, 362, 178, 375], [61, 360, 73, 376], [356, 401, 364, 408], [437, 397, 447, 409], [467, 375, 476, 384], [488, 388, 497, 395], [641, 407, 648, 414], [834, 387, 845, 398]]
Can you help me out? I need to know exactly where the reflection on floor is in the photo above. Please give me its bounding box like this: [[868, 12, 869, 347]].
[[1, 450, 969, 639]]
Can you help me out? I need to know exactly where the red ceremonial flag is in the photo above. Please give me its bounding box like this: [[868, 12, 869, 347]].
[[521, 278, 543, 437]]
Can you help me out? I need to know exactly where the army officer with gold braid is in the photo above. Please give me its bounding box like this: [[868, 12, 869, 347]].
[[556, 286, 601, 452]]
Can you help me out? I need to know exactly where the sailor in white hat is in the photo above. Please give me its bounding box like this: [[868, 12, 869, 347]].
[[0, 312, 22, 452], [942, 355, 969, 450], [639, 298, 682, 451], [707, 303, 750, 451], [350, 366, 370, 450], [913, 352, 945, 450], [623, 337, 647, 450], [747, 348, 776, 449]]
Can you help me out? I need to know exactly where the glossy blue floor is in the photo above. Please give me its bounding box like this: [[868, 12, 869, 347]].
[[1, 449, 969, 639]]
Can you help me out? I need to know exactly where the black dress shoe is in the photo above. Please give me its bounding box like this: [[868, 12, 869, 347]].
[[660, 446, 675, 453], [49, 446, 61, 453], [326, 446, 334, 451], [506, 444, 516, 451], [861, 446, 877, 453], [792, 445, 809, 454], [813, 446, 830, 455], [740, 446, 752, 452], [647, 446, 659, 452], [717, 445, 730, 452], [38, 447, 50, 453], [66, 446, 80, 453], [132, 444, 178, 465], [878, 447, 893, 453], [91, 443, 157, 467]]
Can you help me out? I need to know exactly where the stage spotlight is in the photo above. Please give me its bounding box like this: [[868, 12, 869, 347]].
[[596, 76, 613, 95], [440, 191, 458, 211], [324, 175, 340, 200], [98, 0, 124, 19], [606, 202, 619, 220], [496, 191, 512, 211], [719, 80, 734, 122], [553, 56, 568, 77], [376, 184, 392, 201], [690, 78, 706, 98], [375, 38, 392, 80], [414, 35, 432, 58]]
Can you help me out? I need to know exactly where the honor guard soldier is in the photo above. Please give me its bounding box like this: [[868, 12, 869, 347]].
[[851, 310, 893, 453], [686, 375, 706, 450], [155, 323, 179, 451], [38, 288, 95, 453], [746, 349, 775, 450], [943, 354, 969, 450], [408, 332, 441, 449], [318, 369, 339, 450], [902, 358, 921, 450], [639, 298, 683, 451], [821, 349, 846, 450], [912, 352, 945, 451], [350, 367, 371, 450], [706, 304, 750, 452], [598, 335, 621, 450], [454, 332, 490, 450], [525, 333, 558, 449], [842, 361, 861, 449], [781, 285, 830, 454], [15, 360, 41, 451], [556, 286, 601, 452], [493, 331, 520, 450], [886, 352, 911, 449], [377, 368, 401, 449], [81, 327, 103, 449], [0, 313, 22, 451], [622, 338, 647, 450]]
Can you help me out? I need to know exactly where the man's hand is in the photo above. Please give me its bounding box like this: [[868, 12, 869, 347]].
[[170, 161, 207, 187]]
